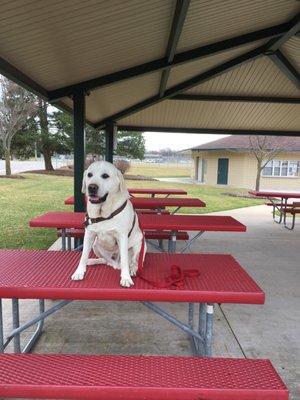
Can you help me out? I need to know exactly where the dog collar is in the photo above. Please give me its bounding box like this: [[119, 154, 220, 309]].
[[84, 200, 128, 227]]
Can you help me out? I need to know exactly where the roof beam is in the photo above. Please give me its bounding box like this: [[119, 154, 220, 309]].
[[267, 12, 300, 52], [48, 19, 292, 102], [95, 42, 269, 128], [0, 56, 48, 99], [118, 125, 300, 137], [158, 0, 190, 98], [172, 94, 300, 104], [268, 50, 300, 88]]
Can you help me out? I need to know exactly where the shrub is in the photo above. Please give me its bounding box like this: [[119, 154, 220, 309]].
[[114, 159, 131, 174]]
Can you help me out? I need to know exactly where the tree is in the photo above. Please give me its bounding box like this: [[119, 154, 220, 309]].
[[117, 130, 145, 159], [0, 77, 36, 175], [11, 116, 38, 160], [249, 136, 286, 191], [37, 101, 72, 170]]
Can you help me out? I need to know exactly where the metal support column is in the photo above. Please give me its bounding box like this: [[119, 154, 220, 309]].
[[105, 120, 116, 163], [73, 90, 86, 212]]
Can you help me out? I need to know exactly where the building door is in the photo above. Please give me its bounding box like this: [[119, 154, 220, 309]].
[[217, 158, 229, 184]]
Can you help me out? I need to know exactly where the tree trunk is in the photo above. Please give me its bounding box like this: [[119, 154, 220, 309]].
[[38, 99, 54, 171], [43, 148, 54, 171], [255, 160, 262, 191], [5, 148, 11, 176]]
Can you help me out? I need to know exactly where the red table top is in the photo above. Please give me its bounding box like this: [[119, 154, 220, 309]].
[[29, 212, 245, 232], [249, 190, 300, 199], [0, 355, 287, 400], [139, 214, 246, 232], [30, 211, 85, 229], [129, 188, 187, 195], [0, 250, 264, 303], [64, 196, 204, 208], [131, 197, 205, 209]]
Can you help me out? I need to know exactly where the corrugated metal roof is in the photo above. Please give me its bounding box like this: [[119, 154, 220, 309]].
[[0, 0, 173, 89], [84, 72, 161, 124], [119, 100, 300, 131], [190, 135, 300, 151], [282, 36, 300, 72], [0, 0, 299, 133], [167, 41, 266, 89], [185, 56, 300, 97], [177, 0, 299, 52]]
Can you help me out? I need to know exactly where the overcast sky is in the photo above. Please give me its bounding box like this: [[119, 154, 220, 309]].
[[143, 131, 229, 151]]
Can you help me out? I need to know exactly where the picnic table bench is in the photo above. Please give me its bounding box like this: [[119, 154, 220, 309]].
[[0, 354, 288, 399]]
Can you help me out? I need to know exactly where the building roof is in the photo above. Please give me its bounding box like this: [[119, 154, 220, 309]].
[[0, 1, 299, 134], [190, 135, 300, 151]]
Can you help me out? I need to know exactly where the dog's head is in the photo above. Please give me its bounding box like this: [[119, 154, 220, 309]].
[[82, 161, 127, 204]]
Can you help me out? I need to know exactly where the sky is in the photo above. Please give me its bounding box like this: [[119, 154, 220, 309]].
[[143, 132, 229, 152]]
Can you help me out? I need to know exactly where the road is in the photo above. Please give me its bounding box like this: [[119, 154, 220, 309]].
[[0, 159, 72, 175]]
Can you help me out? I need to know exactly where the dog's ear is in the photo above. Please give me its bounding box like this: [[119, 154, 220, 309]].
[[81, 171, 87, 194], [117, 169, 126, 193]]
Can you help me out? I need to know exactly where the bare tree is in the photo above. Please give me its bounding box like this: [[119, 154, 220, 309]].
[[0, 77, 36, 175], [249, 136, 286, 191]]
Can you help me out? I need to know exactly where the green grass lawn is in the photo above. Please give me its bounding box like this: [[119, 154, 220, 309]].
[[129, 162, 190, 177], [0, 173, 264, 250]]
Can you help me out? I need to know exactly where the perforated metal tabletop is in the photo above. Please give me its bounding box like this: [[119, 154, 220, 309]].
[[0, 250, 264, 303]]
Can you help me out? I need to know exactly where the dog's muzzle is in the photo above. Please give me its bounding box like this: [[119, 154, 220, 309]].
[[88, 191, 108, 204]]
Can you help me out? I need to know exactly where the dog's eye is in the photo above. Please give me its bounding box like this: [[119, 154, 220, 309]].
[[87, 172, 93, 178], [101, 173, 109, 179]]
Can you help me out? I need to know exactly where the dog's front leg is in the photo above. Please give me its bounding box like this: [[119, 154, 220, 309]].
[[118, 233, 134, 287], [71, 229, 96, 280]]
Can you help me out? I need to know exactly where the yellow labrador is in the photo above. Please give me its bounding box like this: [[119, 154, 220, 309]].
[[71, 161, 146, 287]]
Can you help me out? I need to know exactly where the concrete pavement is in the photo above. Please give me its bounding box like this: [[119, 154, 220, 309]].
[[1, 204, 299, 398], [0, 159, 72, 175]]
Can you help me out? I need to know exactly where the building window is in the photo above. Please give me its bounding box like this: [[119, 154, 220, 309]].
[[262, 160, 300, 177]]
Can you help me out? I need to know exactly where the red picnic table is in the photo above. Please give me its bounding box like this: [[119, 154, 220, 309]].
[[128, 188, 187, 197], [29, 211, 245, 252], [249, 190, 300, 227], [0, 249, 264, 358], [139, 213, 246, 252], [65, 196, 204, 214], [64, 189, 187, 205]]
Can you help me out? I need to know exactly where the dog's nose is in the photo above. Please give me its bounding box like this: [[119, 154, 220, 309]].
[[88, 184, 99, 194]]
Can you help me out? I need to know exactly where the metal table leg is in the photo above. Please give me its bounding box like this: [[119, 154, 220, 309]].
[[180, 231, 204, 253], [12, 299, 21, 353], [22, 300, 45, 353], [61, 228, 66, 250], [204, 303, 214, 356], [0, 300, 3, 353], [168, 231, 177, 253]]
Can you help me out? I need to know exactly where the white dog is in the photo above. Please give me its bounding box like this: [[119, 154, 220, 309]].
[[71, 161, 146, 287]]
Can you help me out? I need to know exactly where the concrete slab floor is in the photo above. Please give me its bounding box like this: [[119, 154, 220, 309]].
[[1, 205, 299, 399]]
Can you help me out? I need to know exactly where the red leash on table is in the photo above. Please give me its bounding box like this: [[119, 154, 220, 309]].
[[137, 265, 200, 289], [135, 213, 200, 289]]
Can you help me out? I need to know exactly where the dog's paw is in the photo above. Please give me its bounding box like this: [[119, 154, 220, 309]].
[[129, 264, 138, 277], [71, 268, 86, 280], [120, 275, 134, 287]]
